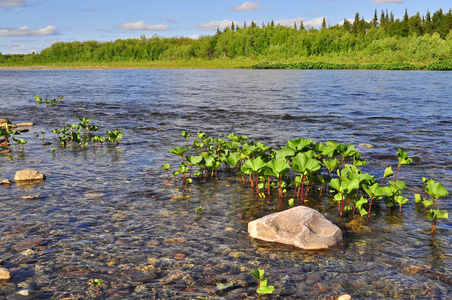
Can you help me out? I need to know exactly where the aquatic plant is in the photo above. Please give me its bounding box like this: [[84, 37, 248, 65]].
[[0, 123, 22, 148], [35, 95, 63, 106], [180, 130, 191, 146], [415, 178, 449, 233], [252, 269, 275, 296], [12, 137, 27, 150], [91, 279, 103, 298], [394, 148, 412, 182], [161, 164, 171, 180]]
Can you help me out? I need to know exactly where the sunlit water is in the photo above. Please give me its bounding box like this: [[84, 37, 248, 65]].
[[0, 69, 451, 299]]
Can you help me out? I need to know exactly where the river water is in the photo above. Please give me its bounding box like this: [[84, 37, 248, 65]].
[[0, 69, 451, 299]]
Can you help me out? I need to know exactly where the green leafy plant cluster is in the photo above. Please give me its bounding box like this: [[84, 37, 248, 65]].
[[35, 95, 63, 106], [50, 117, 123, 150], [415, 178, 449, 233], [0, 123, 26, 150], [164, 131, 449, 232], [252, 269, 275, 296], [251, 61, 452, 71]]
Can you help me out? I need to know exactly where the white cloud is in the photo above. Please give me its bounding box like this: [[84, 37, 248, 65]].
[[233, 1, 261, 12], [186, 34, 200, 40], [120, 21, 170, 31], [304, 17, 326, 27], [0, 0, 27, 7], [372, 0, 405, 3], [194, 19, 235, 30], [0, 25, 58, 36], [337, 18, 353, 26], [275, 17, 305, 27]]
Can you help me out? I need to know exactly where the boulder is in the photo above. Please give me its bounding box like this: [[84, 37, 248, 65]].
[[248, 206, 342, 250], [0, 267, 11, 280], [14, 170, 46, 181]]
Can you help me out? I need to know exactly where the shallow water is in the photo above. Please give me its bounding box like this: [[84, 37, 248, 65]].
[[0, 69, 451, 299]]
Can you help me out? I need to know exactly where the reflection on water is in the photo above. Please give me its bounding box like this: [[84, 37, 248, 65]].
[[0, 69, 451, 299]]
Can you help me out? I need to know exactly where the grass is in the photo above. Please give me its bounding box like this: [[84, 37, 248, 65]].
[[1, 54, 450, 70]]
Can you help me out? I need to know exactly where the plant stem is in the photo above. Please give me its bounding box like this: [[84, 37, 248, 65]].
[[394, 165, 400, 181], [368, 197, 374, 222]]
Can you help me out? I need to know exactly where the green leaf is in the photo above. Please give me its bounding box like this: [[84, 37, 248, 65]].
[[161, 164, 170, 171], [169, 146, 190, 158], [414, 194, 423, 203], [252, 269, 265, 280], [257, 285, 275, 295], [288, 198, 294, 207], [216, 282, 234, 290], [394, 195, 409, 206], [241, 157, 266, 174], [196, 206, 203, 213], [422, 200, 433, 208], [425, 180, 449, 201], [324, 158, 341, 173], [265, 159, 290, 178], [383, 166, 394, 178], [397, 148, 413, 166]]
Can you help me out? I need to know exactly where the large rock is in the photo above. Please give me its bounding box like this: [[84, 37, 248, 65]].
[[248, 206, 342, 250], [14, 169, 46, 181], [0, 267, 11, 280]]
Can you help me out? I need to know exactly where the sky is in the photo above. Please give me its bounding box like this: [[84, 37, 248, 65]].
[[1, 0, 451, 54]]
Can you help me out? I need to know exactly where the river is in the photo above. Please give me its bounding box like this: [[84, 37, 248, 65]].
[[0, 69, 451, 299]]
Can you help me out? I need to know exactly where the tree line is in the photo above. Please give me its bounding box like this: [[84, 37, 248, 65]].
[[1, 8, 451, 66]]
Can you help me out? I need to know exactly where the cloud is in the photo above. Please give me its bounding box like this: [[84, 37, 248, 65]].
[[275, 17, 305, 27], [0, 25, 58, 36], [186, 34, 200, 40], [194, 19, 235, 30], [274, 17, 325, 27], [303, 17, 326, 27], [120, 21, 170, 31], [81, 8, 95, 12], [372, 0, 405, 3], [0, 0, 27, 7], [233, 1, 261, 12]]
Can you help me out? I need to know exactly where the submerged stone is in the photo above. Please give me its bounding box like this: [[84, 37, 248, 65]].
[[248, 206, 342, 250], [0, 267, 11, 280]]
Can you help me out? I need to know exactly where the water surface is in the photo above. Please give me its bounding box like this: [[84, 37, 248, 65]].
[[0, 69, 451, 299]]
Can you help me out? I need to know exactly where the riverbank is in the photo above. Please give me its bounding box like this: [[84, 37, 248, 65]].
[[2, 58, 452, 70]]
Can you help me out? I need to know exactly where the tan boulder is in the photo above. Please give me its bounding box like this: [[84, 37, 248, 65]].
[[248, 206, 342, 250], [0, 267, 11, 280], [14, 169, 46, 181]]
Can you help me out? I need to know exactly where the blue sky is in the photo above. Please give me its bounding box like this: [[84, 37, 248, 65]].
[[1, 0, 451, 54]]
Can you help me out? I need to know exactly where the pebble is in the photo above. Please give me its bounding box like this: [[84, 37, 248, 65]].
[[21, 195, 40, 200], [337, 294, 352, 300], [0, 179, 12, 185]]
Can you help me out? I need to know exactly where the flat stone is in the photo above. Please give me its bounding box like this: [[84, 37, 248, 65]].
[[337, 294, 352, 300], [0, 179, 12, 185], [248, 206, 342, 250], [21, 195, 40, 200], [16, 123, 34, 127], [14, 170, 46, 181], [0, 267, 11, 280]]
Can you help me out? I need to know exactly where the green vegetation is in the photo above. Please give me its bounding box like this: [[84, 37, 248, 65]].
[[0, 123, 24, 149], [252, 269, 275, 296], [1, 8, 452, 69], [415, 178, 449, 233], [51, 117, 123, 151], [165, 131, 449, 233]]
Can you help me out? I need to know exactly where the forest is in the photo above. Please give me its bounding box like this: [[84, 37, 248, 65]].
[[1, 8, 452, 69]]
